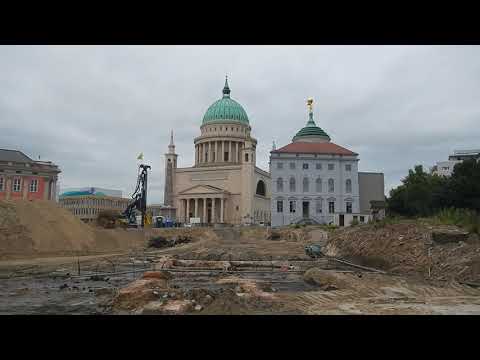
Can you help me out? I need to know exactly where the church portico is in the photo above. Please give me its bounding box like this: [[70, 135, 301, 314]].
[[178, 185, 228, 224]]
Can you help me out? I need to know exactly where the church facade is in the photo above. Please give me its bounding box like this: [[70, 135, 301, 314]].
[[270, 99, 384, 227], [164, 79, 271, 225]]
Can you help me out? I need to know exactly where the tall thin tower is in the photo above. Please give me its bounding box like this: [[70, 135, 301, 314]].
[[164, 130, 177, 206]]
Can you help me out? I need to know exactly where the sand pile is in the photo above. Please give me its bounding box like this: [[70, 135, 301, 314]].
[[324, 222, 480, 283], [0, 200, 146, 258], [0, 200, 97, 257]]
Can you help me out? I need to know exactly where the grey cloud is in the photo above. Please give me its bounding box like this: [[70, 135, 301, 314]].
[[1, 45, 479, 202]]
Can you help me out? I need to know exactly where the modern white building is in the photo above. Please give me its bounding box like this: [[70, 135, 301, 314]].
[[431, 149, 480, 177], [269, 99, 384, 227]]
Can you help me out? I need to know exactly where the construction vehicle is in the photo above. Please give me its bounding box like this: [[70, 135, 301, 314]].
[[305, 244, 324, 258], [121, 164, 151, 228]]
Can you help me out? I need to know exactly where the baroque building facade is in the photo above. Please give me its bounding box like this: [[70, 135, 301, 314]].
[[270, 99, 384, 227], [164, 78, 271, 225], [0, 149, 60, 201]]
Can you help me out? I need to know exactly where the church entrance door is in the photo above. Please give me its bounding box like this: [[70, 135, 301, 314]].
[[302, 201, 309, 218]]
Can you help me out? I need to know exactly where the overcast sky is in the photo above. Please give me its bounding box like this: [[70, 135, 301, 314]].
[[1, 45, 479, 203]]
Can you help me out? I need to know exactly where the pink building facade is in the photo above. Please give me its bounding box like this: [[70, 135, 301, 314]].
[[0, 149, 60, 201]]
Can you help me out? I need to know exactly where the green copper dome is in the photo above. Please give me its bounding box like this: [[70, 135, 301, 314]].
[[293, 111, 331, 142], [202, 78, 249, 126]]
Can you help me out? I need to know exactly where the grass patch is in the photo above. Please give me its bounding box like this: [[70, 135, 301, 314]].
[[433, 208, 480, 234]]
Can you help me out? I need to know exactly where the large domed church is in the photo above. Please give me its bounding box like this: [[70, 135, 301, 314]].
[[164, 78, 271, 225]]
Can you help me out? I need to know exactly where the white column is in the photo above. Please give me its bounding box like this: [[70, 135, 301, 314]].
[[229, 141, 232, 162], [186, 199, 190, 223], [194, 198, 198, 218], [236, 142, 239, 163], [203, 198, 207, 224], [221, 141, 225, 162], [215, 141, 219, 163], [220, 198, 224, 223], [212, 198, 216, 223]]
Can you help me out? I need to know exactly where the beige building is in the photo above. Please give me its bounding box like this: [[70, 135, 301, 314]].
[[59, 195, 131, 223], [164, 78, 271, 225]]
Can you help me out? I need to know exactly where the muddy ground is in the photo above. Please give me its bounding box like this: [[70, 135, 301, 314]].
[[1, 225, 480, 315]]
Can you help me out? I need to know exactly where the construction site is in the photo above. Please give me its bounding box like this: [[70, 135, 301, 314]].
[[1, 199, 480, 315]]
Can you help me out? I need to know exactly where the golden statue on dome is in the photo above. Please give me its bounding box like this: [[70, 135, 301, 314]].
[[307, 97, 314, 113]]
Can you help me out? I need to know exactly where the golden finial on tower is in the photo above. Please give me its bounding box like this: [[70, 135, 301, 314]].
[[307, 98, 314, 113]]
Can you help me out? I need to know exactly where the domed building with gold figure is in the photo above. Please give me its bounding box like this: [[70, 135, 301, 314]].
[[164, 78, 271, 225]]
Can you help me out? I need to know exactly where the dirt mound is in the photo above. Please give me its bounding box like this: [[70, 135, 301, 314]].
[[325, 222, 480, 283], [112, 278, 170, 311], [303, 268, 351, 290], [0, 200, 146, 259], [0, 200, 97, 257]]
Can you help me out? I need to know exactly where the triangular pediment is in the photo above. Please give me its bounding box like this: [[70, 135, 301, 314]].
[[178, 184, 229, 195]]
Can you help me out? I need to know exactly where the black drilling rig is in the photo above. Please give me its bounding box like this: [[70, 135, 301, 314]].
[[122, 164, 151, 228]]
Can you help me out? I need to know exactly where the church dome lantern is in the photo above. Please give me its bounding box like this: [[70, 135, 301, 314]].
[[202, 77, 250, 126]]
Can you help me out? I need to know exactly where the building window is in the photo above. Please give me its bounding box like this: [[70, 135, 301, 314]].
[[328, 179, 334, 193], [256, 180, 266, 196], [360, 216, 365, 223], [13, 178, 21, 192], [328, 201, 335, 214], [316, 163, 322, 170], [205, 152, 209, 162], [29, 179, 38, 192], [346, 202, 352, 214], [245, 153, 249, 162], [289, 162, 295, 170], [289, 200, 296, 213], [303, 163, 309, 170], [0, 177, 4, 191], [346, 179, 352, 193], [277, 200, 283, 213], [353, 215, 358, 221], [328, 163, 335, 171], [277, 162, 283, 169], [224, 152, 229, 161], [316, 199, 322, 213], [303, 177, 309, 192], [289, 177, 296, 192], [316, 178, 322, 192], [345, 164, 352, 171], [276, 178, 283, 192]]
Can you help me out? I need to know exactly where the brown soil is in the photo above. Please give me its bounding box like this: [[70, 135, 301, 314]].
[[325, 222, 480, 283], [0, 200, 214, 260]]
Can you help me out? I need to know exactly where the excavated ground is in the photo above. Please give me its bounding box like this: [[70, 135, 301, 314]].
[[2, 222, 480, 314]]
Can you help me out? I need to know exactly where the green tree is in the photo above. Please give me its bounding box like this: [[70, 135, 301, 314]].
[[448, 159, 480, 211], [388, 165, 448, 216]]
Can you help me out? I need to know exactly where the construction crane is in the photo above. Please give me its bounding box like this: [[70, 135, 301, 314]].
[[122, 164, 151, 228]]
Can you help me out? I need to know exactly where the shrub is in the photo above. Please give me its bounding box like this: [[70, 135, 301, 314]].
[[97, 210, 122, 228], [433, 208, 480, 234], [350, 218, 359, 227]]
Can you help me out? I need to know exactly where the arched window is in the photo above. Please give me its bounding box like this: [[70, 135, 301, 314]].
[[346, 179, 352, 193], [303, 177, 309, 192], [328, 178, 334, 193], [289, 177, 296, 192], [316, 177, 322, 192], [276, 178, 283, 192], [256, 180, 266, 196]]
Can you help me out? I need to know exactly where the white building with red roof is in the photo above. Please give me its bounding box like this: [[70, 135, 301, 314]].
[[269, 99, 384, 227]]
